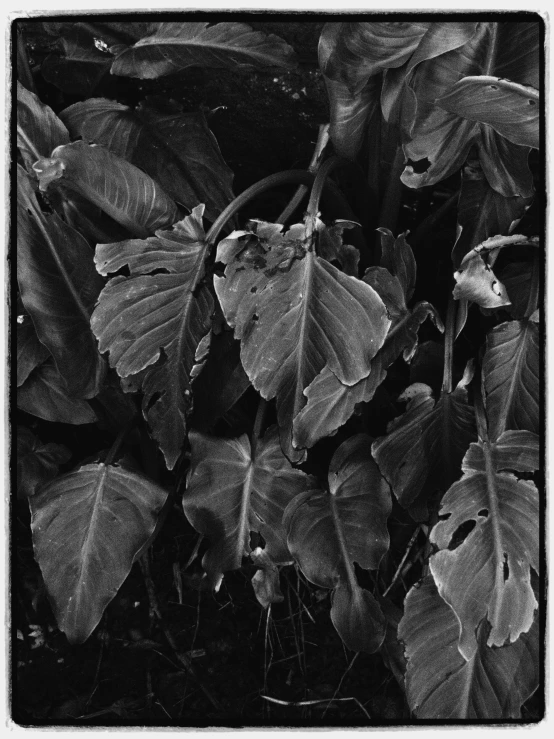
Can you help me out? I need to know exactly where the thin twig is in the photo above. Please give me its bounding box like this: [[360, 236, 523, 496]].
[[322, 652, 359, 719], [383, 525, 422, 597], [261, 694, 372, 720]]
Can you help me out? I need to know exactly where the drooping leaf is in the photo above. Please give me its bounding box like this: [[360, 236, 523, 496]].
[[453, 250, 511, 309], [430, 430, 539, 660], [16, 312, 50, 387], [250, 548, 284, 609], [91, 206, 213, 470], [214, 220, 390, 461], [436, 75, 539, 149], [17, 359, 97, 425], [16, 81, 70, 172], [482, 313, 540, 440], [294, 301, 441, 450], [399, 575, 539, 718], [30, 462, 168, 643], [372, 367, 477, 520], [284, 435, 390, 653], [60, 97, 234, 222], [33, 141, 180, 238], [17, 166, 105, 398], [111, 22, 297, 79], [16, 426, 71, 499], [41, 26, 111, 96], [183, 426, 312, 586]]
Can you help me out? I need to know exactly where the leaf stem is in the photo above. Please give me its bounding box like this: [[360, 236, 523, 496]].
[[251, 397, 268, 459], [103, 424, 131, 466], [382, 525, 422, 597], [441, 296, 457, 395], [306, 155, 348, 218]]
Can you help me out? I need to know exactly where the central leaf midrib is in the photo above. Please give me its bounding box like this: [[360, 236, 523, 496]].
[[293, 251, 314, 419], [329, 493, 357, 592], [235, 461, 255, 566], [493, 321, 530, 437], [482, 441, 505, 630]]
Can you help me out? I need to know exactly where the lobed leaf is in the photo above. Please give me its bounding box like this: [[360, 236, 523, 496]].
[[17, 426, 71, 499], [430, 431, 539, 659], [30, 462, 168, 643], [399, 575, 539, 718]]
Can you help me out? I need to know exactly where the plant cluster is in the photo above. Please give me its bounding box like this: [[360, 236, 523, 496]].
[[15, 18, 542, 722]]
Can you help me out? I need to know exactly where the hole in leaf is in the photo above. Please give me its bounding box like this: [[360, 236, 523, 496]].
[[406, 157, 431, 174], [478, 508, 489, 518], [447, 519, 476, 550], [252, 314, 259, 322], [503, 553, 510, 581], [528, 99, 536, 105], [250, 286, 257, 293], [145, 392, 161, 412], [353, 561, 373, 590], [489, 84, 499, 90], [147, 268, 170, 276]]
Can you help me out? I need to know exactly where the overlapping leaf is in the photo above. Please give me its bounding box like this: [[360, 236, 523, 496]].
[[16, 312, 50, 387], [372, 366, 476, 520], [17, 426, 71, 499], [183, 426, 312, 586], [41, 26, 112, 95], [17, 165, 105, 398], [91, 206, 213, 470], [399, 575, 539, 718], [30, 462, 168, 643], [17, 82, 70, 172], [430, 430, 539, 660], [214, 220, 390, 461], [60, 97, 234, 222], [284, 435, 390, 653], [33, 141, 180, 238], [483, 312, 540, 440], [500, 253, 540, 320], [110, 22, 297, 79]]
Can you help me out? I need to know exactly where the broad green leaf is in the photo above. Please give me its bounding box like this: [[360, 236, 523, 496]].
[[16, 312, 49, 387], [399, 575, 539, 718], [436, 75, 539, 149], [214, 220, 390, 461], [401, 22, 539, 196], [17, 166, 105, 398], [183, 426, 312, 586], [32, 141, 180, 238], [60, 97, 234, 223], [17, 426, 71, 499], [30, 462, 168, 643], [17, 82, 70, 172], [452, 155, 533, 268], [284, 434, 390, 653], [91, 207, 213, 470], [294, 301, 441, 450], [111, 22, 297, 79], [17, 359, 97, 425], [41, 26, 111, 96], [499, 253, 540, 320], [483, 314, 539, 440], [430, 430, 539, 660], [372, 368, 476, 520]]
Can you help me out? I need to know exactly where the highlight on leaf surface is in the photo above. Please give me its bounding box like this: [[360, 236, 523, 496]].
[[429, 430, 539, 660], [17, 81, 70, 172], [30, 462, 169, 643]]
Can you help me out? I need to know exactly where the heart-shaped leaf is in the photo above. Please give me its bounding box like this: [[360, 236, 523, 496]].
[[33, 141, 180, 238], [430, 430, 539, 660], [30, 462, 168, 643], [183, 426, 312, 586], [17, 166, 105, 398], [372, 368, 477, 521], [399, 575, 539, 718], [284, 435, 390, 653], [483, 314, 540, 440], [91, 206, 213, 469], [17, 426, 71, 499], [60, 97, 234, 223], [111, 22, 297, 79], [17, 82, 70, 172], [214, 220, 390, 461]]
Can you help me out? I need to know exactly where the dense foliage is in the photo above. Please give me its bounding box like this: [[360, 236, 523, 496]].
[[14, 17, 542, 724]]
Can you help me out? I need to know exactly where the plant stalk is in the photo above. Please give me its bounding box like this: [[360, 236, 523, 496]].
[[441, 296, 457, 395]]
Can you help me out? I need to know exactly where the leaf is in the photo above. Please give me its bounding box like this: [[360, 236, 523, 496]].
[[17, 166, 105, 398], [399, 575, 539, 718], [32, 141, 180, 238], [436, 75, 539, 149], [111, 22, 297, 79], [372, 367, 476, 520], [316, 218, 360, 277], [452, 155, 533, 268], [453, 251, 511, 309], [30, 462, 168, 643], [214, 221, 390, 461], [16, 426, 71, 499], [284, 435, 390, 653], [499, 252, 540, 320], [183, 426, 312, 586], [17, 82, 70, 172], [250, 548, 284, 609], [41, 26, 111, 96], [16, 313, 50, 387], [377, 229, 416, 303], [294, 301, 441, 451], [60, 97, 234, 223], [18, 359, 97, 425], [429, 430, 539, 660], [91, 207, 213, 470], [401, 22, 539, 196], [483, 315, 540, 440]]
